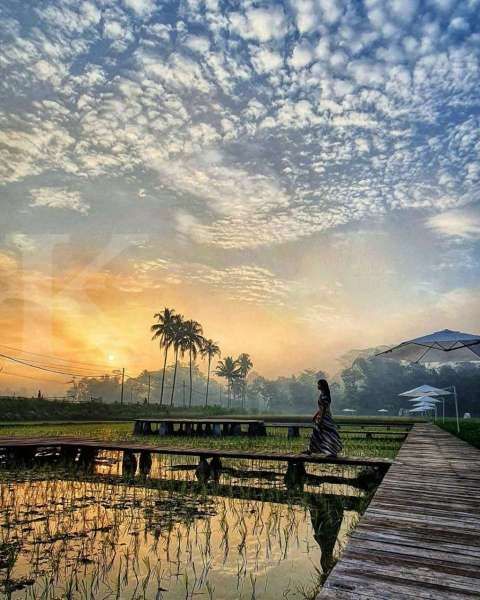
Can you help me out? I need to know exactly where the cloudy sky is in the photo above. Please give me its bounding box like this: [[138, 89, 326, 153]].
[[1, 0, 480, 390]]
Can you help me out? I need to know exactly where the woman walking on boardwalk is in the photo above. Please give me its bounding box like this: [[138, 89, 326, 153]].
[[306, 379, 342, 457]]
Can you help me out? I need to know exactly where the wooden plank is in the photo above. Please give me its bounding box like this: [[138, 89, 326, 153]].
[[0, 436, 392, 469], [317, 423, 480, 599]]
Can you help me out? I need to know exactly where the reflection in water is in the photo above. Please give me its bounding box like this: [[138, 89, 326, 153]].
[[308, 495, 345, 577], [0, 451, 375, 599]]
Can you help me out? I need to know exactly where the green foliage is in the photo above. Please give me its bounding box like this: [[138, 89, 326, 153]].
[[247, 369, 326, 413], [0, 398, 232, 423], [337, 357, 480, 417]]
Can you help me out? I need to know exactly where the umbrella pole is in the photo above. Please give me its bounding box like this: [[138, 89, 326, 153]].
[[442, 398, 445, 423], [453, 385, 460, 433]]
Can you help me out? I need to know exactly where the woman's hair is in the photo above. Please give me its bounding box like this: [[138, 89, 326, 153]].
[[318, 379, 331, 400]]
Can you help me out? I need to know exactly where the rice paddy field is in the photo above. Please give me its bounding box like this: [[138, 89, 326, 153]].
[[0, 421, 404, 459], [0, 421, 405, 599]]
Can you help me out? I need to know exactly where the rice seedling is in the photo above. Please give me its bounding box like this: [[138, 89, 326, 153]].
[[0, 422, 401, 598]]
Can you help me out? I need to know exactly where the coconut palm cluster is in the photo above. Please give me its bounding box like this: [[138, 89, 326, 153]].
[[151, 308, 253, 409]]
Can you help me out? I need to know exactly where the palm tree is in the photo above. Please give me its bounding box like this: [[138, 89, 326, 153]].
[[201, 339, 220, 407], [237, 353, 253, 410], [169, 314, 186, 407], [215, 356, 241, 408], [182, 320, 204, 407], [150, 308, 177, 406]]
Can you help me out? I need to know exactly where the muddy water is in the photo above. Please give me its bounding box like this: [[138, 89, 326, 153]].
[[0, 454, 369, 599]]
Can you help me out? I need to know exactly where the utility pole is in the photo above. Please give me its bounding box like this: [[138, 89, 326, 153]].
[[147, 373, 151, 405], [120, 368, 125, 405]]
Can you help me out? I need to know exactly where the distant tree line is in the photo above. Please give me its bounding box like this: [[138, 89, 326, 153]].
[[336, 355, 480, 417], [67, 339, 480, 417], [243, 355, 480, 416]]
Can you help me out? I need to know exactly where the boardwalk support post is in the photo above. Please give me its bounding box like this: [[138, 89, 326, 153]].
[[284, 460, 306, 490], [210, 456, 222, 481], [78, 447, 97, 471], [288, 426, 300, 439], [195, 457, 211, 483], [122, 450, 137, 477], [139, 451, 152, 476], [59, 445, 78, 465]]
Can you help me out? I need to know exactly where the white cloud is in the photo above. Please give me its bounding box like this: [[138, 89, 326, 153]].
[[29, 188, 90, 215], [251, 47, 283, 73], [185, 35, 210, 53], [290, 42, 314, 69], [5, 233, 36, 253], [427, 210, 480, 239], [103, 20, 126, 40], [123, 0, 155, 17], [139, 51, 211, 93], [449, 17, 469, 32], [136, 256, 293, 306], [230, 6, 287, 42], [389, 0, 418, 23], [318, 0, 342, 25], [294, 0, 318, 34]]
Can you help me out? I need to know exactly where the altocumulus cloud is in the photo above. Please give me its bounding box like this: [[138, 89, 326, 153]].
[[0, 0, 479, 250], [29, 188, 90, 215]]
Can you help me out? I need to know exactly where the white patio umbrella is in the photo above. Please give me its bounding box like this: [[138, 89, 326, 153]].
[[409, 405, 436, 414], [377, 329, 480, 432], [400, 385, 452, 422], [377, 329, 480, 363], [409, 397, 439, 420], [378, 409, 388, 413], [408, 396, 442, 404], [399, 384, 452, 397], [342, 408, 356, 413]]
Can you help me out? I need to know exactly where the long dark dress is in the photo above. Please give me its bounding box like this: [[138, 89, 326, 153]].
[[309, 392, 342, 456]]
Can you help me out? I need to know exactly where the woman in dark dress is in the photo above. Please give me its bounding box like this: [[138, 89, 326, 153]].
[[307, 379, 342, 456]]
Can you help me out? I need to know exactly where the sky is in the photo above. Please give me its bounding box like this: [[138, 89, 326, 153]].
[[1, 0, 480, 392]]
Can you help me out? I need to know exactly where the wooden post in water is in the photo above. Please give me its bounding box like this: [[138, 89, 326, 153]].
[[122, 450, 137, 477], [139, 451, 152, 476]]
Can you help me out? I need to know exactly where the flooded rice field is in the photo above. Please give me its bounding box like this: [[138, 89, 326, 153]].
[[0, 451, 377, 599]]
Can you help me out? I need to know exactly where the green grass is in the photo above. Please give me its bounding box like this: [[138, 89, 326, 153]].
[[0, 422, 402, 459], [438, 418, 480, 449]]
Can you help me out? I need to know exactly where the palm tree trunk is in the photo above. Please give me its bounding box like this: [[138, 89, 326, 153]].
[[205, 356, 211, 407], [170, 348, 179, 407], [188, 348, 193, 408], [160, 346, 168, 406]]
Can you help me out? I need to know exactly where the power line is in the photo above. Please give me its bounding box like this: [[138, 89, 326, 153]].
[[0, 352, 113, 379], [0, 344, 120, 370], [0, 357, 109, 376], [0, 370, 70, 384]]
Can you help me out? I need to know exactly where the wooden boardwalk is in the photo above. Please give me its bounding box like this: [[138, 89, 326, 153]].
[[0, 437, 391, 469], [318, 423, 480, 599]]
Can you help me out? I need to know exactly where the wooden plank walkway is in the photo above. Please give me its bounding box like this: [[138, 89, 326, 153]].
[[317, 423, 480, 599], [0, 437, 392, 469]]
